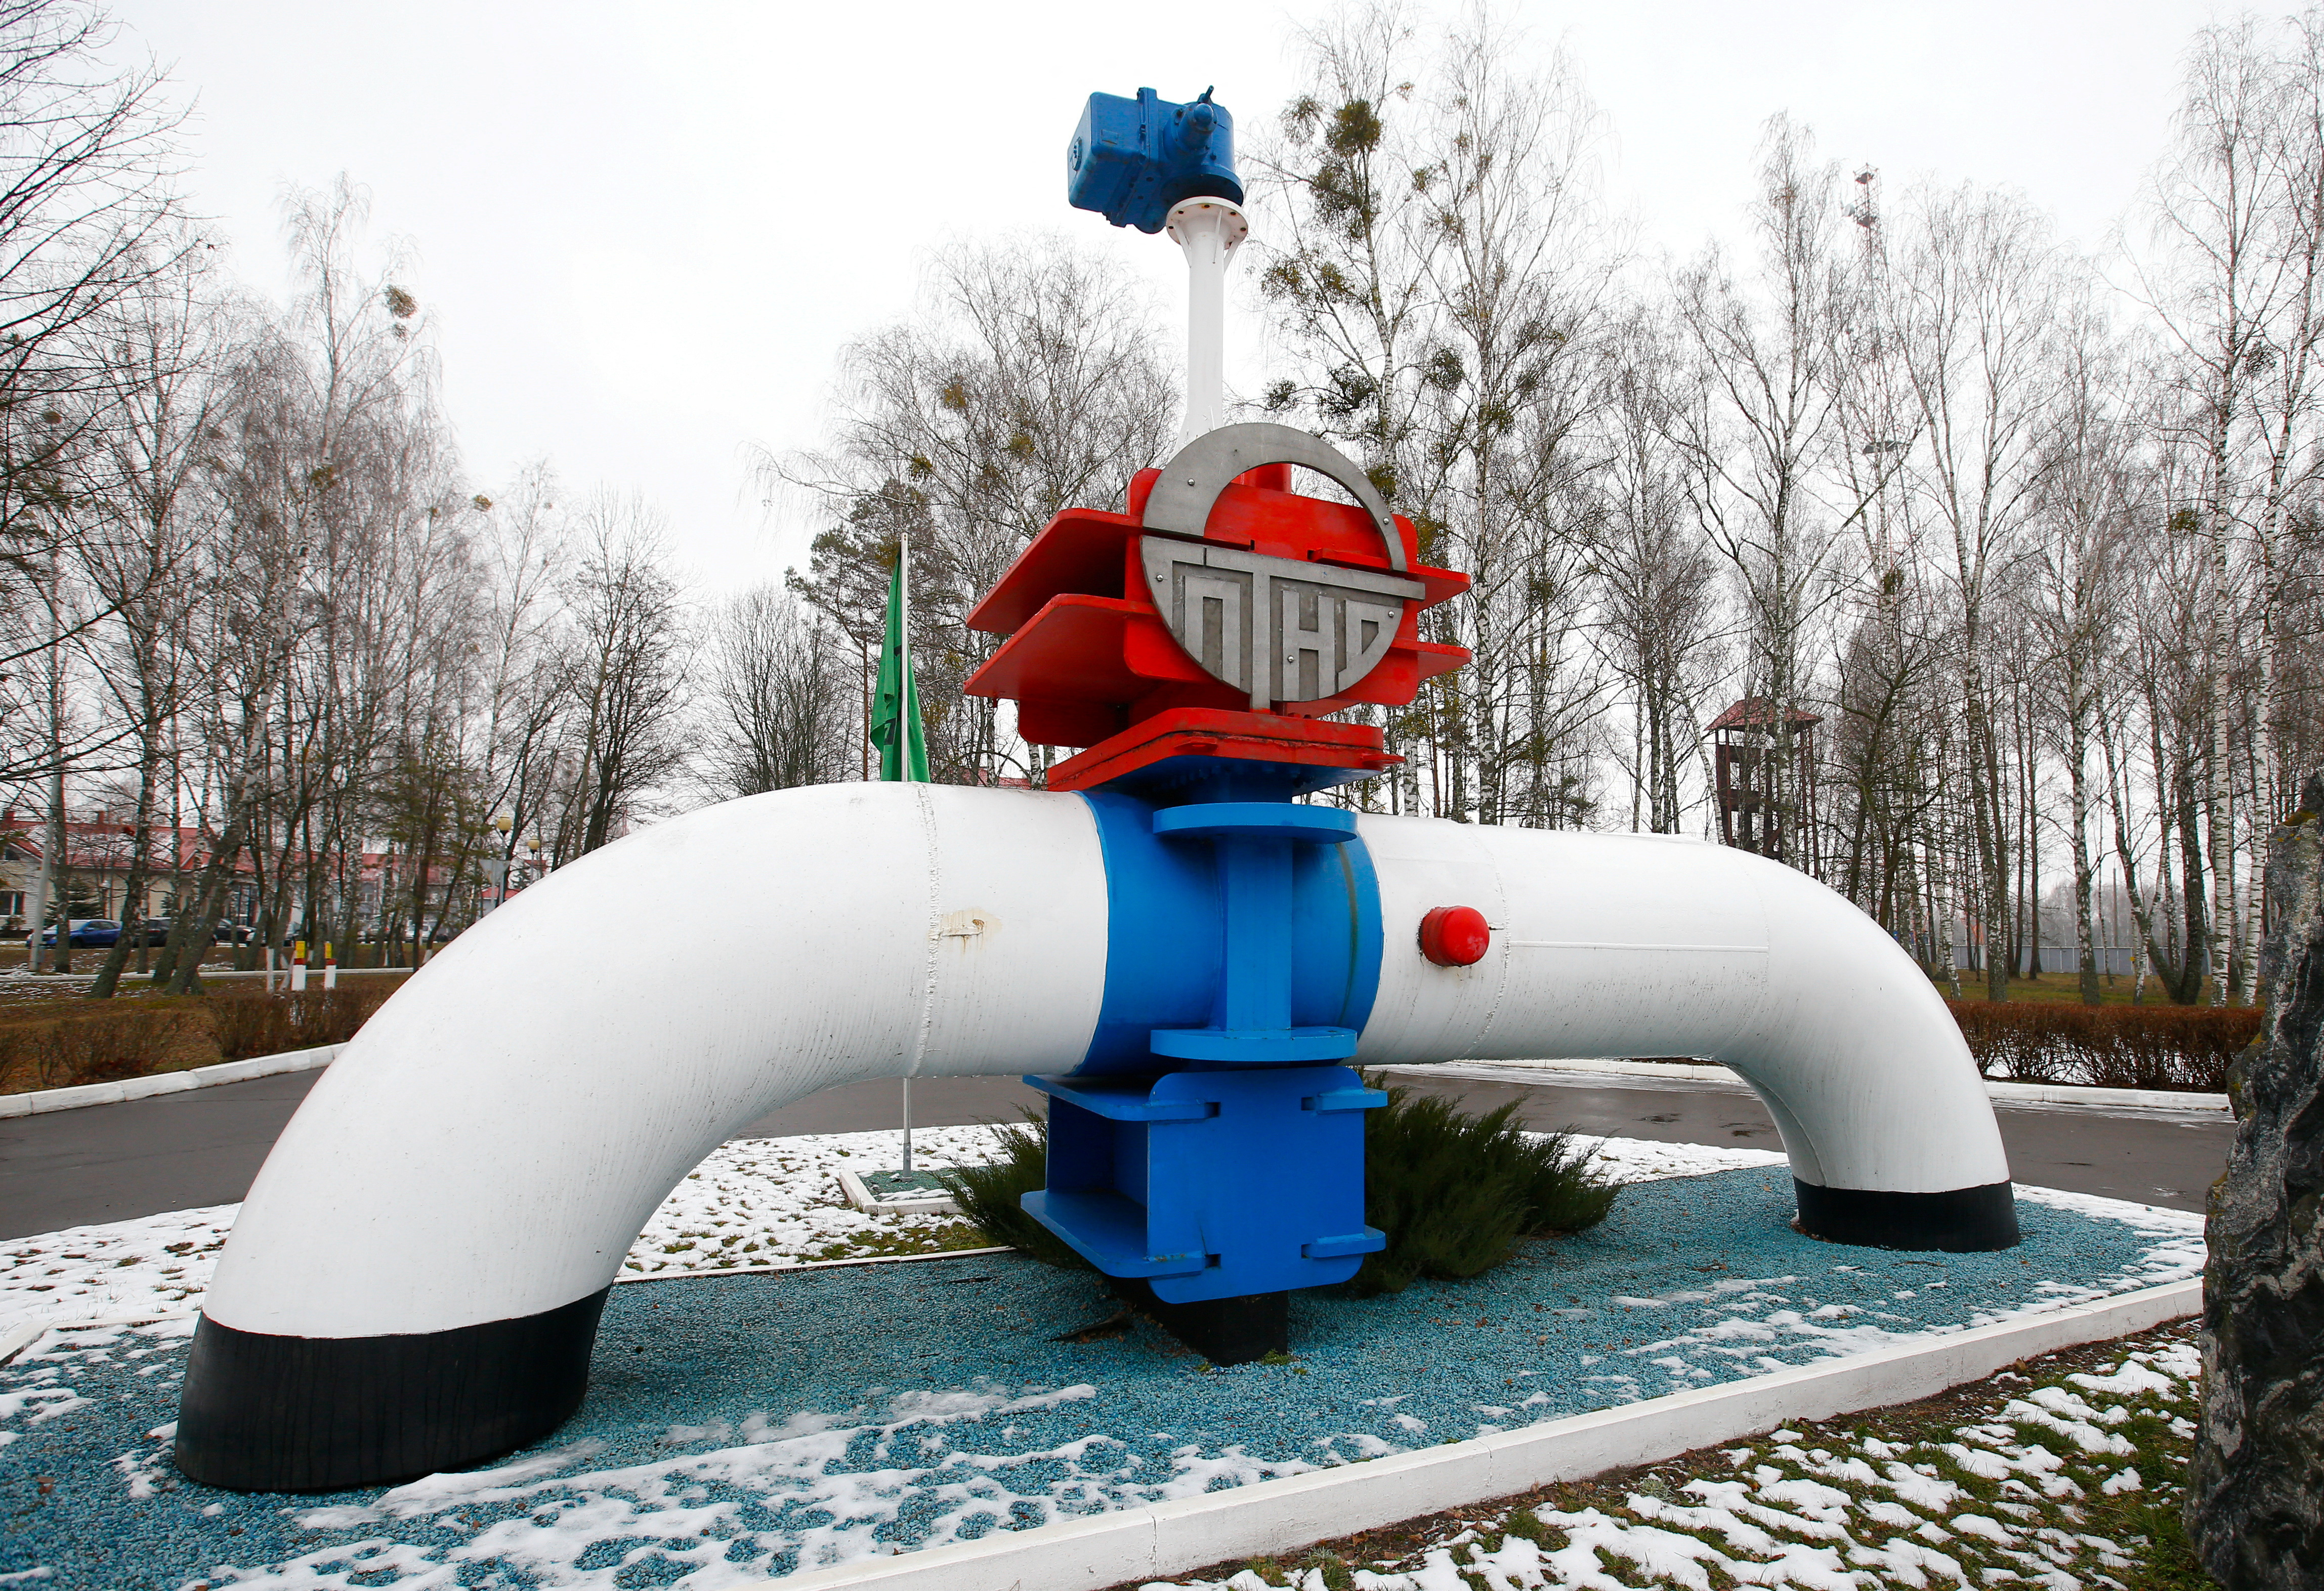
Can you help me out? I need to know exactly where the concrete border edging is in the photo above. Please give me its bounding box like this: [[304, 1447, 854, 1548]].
[[1980, 1078, 2228, 1111], [1429, 1057, 2229, 1113], [763, 1278, 2202, 1591], [0, 1044, 342, 1119]]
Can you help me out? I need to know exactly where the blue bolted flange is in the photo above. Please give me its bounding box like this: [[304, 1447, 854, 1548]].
[[1068, 789, 1385, 1074], [1023, 1065, 1383, 1302], [1022, 786, 1387, 1301]]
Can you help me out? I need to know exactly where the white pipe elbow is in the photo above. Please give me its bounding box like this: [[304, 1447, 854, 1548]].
[[177, 786, 2012, 1493], [1358, 815, 2013, 1225]]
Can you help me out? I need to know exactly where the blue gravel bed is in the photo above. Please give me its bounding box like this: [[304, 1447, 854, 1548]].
[[0, 1170, 2198, 1589]]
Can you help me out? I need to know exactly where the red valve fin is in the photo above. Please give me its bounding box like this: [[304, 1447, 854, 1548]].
[[960, 463, 1472, 786]]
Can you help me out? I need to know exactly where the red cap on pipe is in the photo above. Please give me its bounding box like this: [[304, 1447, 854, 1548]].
[[1418, 905, 1490, 967]]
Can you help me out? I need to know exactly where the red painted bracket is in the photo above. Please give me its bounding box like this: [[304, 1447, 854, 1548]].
[[963, 465, 1470, 788], [1045, 707, 1402, 794]]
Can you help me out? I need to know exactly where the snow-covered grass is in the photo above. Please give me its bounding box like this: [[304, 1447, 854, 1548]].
[[1139, 1322, 2210, 1591], [0, 1126, 1001, 1332], [0, 1128, 1781, 1336], [1, 1133, 2210, 1591]]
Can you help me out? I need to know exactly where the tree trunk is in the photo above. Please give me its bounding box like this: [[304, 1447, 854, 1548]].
[[159, 810, 251, 997], [89, 740, 162, 1000], [47, 768, 69, 975], [2067, 654, 2102, 1005]]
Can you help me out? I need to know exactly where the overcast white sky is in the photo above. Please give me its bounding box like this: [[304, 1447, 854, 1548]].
[[106, 0, 2231, 596]]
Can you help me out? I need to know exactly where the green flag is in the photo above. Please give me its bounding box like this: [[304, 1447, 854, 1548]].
[[869, 543, 929, 783]]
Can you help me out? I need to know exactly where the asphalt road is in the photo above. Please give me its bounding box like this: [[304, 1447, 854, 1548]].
[[0, 1071, 1048, 1240], [0, 1063, 2234, 1241], [1386, 1065, 2233, 1215]]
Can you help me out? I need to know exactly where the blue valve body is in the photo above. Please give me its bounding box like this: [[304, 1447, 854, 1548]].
[[1024, 788, 1388, 1302], [1067, 87, 1243, 234], [1024, 1065, 1384, 1302]]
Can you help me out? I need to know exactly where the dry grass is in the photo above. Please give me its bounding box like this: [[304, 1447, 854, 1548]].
[[1935, 970, 2231, 1008], [1123, 1320, 2213, 1591]]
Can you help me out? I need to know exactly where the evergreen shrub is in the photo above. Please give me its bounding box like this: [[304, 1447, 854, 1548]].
[[1353, 1079, 1618, 1295], [933, 1115, 1095, 1272]]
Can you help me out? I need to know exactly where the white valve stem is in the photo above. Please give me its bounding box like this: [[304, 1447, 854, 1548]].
[[1167, 197, 1249, 450]]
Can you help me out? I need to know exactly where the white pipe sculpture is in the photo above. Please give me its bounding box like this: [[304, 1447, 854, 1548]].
[[175, 782, 2011, 1491], [177, 81, 2013, 1495]]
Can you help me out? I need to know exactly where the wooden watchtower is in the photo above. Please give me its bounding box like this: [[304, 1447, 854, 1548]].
[[1710, 697, 1822, 869]]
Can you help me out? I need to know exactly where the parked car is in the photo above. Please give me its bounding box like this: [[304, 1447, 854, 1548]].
[[213, 920, 251, 943], [28, 919, 122, 948], [115, 917, 206, 948]]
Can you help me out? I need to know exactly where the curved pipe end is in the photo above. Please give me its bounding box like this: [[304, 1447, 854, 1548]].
[[175, 1290, 608, 1493], [174, 783, 1113, 1493], [1793, 1179, 2020, 1252]]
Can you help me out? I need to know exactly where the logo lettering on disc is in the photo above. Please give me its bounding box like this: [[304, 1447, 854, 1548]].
[[1140, 537, 1424, 710]]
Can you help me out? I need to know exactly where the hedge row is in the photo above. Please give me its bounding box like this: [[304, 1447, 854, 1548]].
[[1945, 999, 2261, 1092], [206, 985, 396, 1063], [0, 981, 2260, 1099], [0, 983, 399, 1094]]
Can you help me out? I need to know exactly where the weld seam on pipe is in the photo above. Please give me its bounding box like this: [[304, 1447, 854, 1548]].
[[1503, 941, 1769, 953], [908, 782, 942, 1079]]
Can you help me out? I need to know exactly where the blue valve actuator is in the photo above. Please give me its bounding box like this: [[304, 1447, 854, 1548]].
[[1067, 86, 1243, 234]]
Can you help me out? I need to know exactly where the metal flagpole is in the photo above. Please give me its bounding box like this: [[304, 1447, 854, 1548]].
[[871, 537, 927, 1174], [899, 543, 914, 1179]]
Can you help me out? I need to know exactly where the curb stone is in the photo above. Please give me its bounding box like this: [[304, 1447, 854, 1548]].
[[0, 1044, 342, 1118], [758, 1279, 2202, 1591], [834, 1165, 960, 1215]]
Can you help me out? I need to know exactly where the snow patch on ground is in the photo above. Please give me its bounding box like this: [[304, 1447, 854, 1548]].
[[0, 1142, 2206, 1591], [0, 1128, 1782, 1337], [251, 1383, 1122, 1587], [1143, 1331, 2205, 1591], [0, 1126, 1002, 1334]]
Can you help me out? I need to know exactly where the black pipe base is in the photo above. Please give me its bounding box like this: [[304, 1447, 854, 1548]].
[[1794, 1178, 2020, 1253], [1116, 1280, 1288, 1364], [174, 1288, 610, 1493]]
